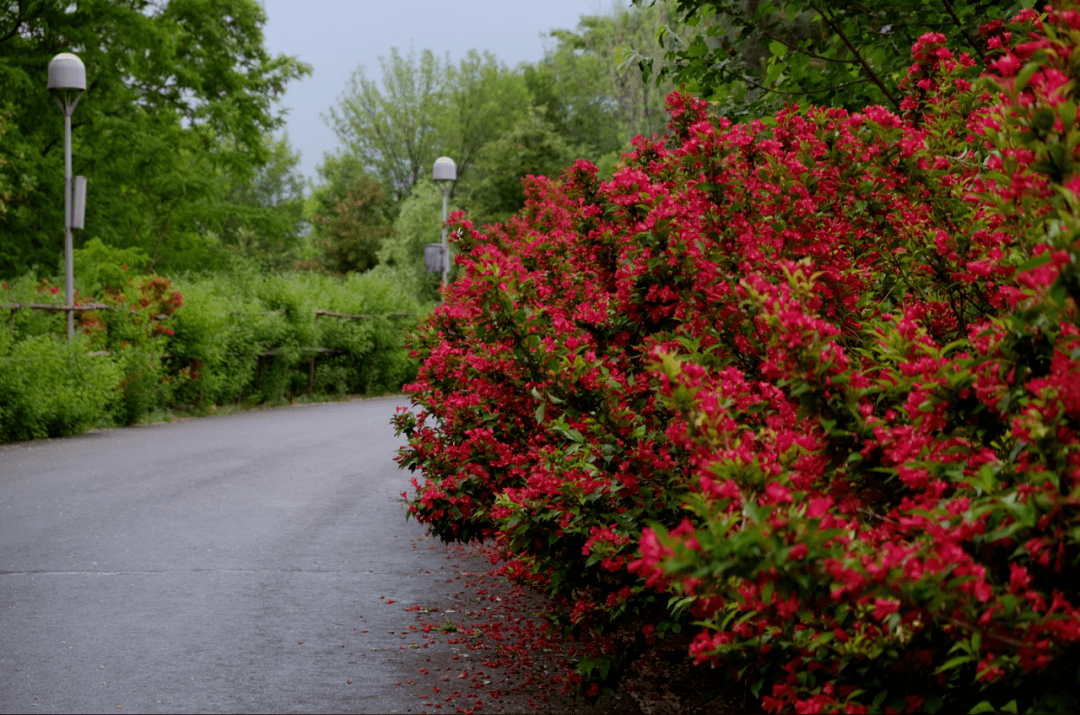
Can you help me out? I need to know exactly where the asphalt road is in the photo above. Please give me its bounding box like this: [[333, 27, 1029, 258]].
[[0, 397, 638, 714]]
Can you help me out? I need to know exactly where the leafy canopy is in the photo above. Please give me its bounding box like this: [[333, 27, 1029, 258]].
[[632, 0, 1030, 117], [526, 2, 684, 160], [0, 0, 309, 277], [325, 48, 529, 201]]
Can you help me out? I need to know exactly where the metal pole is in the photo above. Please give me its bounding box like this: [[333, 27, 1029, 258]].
[[441, 188, 449, 289], [64, 106, 73, 341]]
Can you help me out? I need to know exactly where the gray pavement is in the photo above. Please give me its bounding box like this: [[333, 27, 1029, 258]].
[[0, 398, 638, 714]]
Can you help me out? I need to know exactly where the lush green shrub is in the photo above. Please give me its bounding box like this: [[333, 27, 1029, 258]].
[[2, 246, 183, 429], [166, 267, 423, 407], [0, 333, 121, 441], [1, 259, 424, 443], [2, 274, 68, 339], [0, 272, 167, 438], [72, 238, 151, 296], [83, 273, 183, 425]]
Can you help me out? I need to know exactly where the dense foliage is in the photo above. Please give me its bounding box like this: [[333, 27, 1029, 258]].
[[1, 1, 690, 293], [395, 6, 1080, 712], [526, 1, 685, 160], [1, 265, 421, 443], [632, 0, 1029, 119], [317, 1, 688, 246], [167, 268, 421, 405], [326, 48, 530, 202], [0, 0, 309, 276]]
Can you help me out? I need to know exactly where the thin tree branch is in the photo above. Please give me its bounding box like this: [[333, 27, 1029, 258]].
[[815, 4, 900, 110], [749, 77, 873, 97], [0, 0, 24, 45], [941, 0, 983, 57], [945, 617, 1025, 649], [761, 30, 861, 65]]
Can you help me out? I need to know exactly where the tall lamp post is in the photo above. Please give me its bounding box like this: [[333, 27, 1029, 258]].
[[48, 52, 86, 341], [432, 157, 456, 291]]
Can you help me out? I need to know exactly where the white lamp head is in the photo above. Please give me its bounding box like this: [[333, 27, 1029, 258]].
[[433, 156, 456, 182], [48, 52, 86, 92]]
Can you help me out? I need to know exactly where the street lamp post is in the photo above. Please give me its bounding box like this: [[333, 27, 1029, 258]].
[[432, 157, 456, 291], [48, 52, 86, 341]]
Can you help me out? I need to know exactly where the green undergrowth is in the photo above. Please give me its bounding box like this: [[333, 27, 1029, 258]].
[[0, 263, 426, 443]]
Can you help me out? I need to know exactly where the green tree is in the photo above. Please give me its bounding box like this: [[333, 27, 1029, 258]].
[[459, 109, 578, 225], [0, 108, 30, 220], [632, 0, 1026, 117], [218, 134, 308, 271], [527, 2, 684, 160], [308, 152, 373, 216], [376, 178, 454, 302], [308, 153, 393, 275], [0, 0, 310, 277], [325, 48, 529, 200]]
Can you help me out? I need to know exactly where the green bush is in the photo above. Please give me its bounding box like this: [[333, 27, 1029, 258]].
[[0, 333, 121, 441], [0, 260, 424, 443], [72, 238, 151, 295], [166, 267, 424, 408]]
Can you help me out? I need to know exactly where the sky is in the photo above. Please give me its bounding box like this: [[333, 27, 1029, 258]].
[[259, 0, 614, 185]]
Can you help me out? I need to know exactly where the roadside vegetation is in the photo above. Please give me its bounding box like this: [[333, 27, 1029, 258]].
[[0, 0, 683, 442], [0, 263, 420, 441]]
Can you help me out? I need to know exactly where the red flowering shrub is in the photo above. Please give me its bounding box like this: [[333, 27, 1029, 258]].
[[80, 271, 185, 424], [396, 6, 1080, 712]]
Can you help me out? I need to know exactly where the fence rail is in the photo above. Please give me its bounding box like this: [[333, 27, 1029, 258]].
[[5, 304, 418, 322], [3, 301, 111, 312], [314, 309, 413, 319], [2, 302, 169, 320]]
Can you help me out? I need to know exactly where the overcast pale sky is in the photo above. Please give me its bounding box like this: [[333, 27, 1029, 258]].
[[259, 0, 614, 185]]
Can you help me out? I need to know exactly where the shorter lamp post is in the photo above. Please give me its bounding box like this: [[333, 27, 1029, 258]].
[[432, 157, 456, 290], [47, 52, 86, 341]]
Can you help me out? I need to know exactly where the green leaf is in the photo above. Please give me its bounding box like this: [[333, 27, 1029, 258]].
[[1015, 253, 1049, 273], [934, 655, 975, 674], [969, 701, 997, 714], [1013, 61, 1043, 96], [1032, 108, 1056, 134], [760, 580, 774, 607]]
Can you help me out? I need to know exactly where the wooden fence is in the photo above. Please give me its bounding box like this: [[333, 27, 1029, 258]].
[[2, 301, 169, 320]]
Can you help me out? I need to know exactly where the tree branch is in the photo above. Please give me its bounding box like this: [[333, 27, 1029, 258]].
[[815, 4, 900, 110], [941, 0, 983, 57], [945, 617, 1025, 649], [761, 30, 861, 65], [748, 77, 873, 97], [0, 0, 24, 45]]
